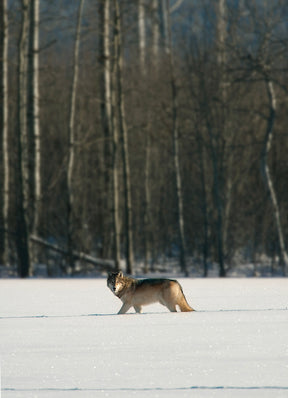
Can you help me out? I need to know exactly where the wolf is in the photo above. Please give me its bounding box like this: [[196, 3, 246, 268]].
[[107, 271, 195, 314]]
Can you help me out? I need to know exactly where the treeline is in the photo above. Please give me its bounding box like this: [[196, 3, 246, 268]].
[[0, 0, 288, 277]]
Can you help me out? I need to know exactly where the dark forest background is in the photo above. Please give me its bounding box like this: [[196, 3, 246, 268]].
[[0, 0, 288, 277]]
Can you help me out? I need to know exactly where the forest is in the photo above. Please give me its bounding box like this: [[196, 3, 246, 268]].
[[0, 0, 288, 278]]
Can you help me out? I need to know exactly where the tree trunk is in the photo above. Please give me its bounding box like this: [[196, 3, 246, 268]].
[[144, 128, 152, 273], [28, 0, 41, 265], [151, 0, 160, 65], [99, 0, 112, 134], [161, 0, 169, 55], [217, 0, 233, 264], [209, 131, 226, 277], [214, 168, 225, 277], [111, 106, 121, 271], [114, 0, 134, 274], [217, 0, 226, 68], [110, 95, 121, 271], [205, 117, 226, 277], [166, 0, 188, 276], [110, 1, 121, 271], [261, 78, 288, 275], [208, 0, 227, 277], [16, 0, 31, 277], [138, 0, 146, 75], [99, 0, 113, 258], [0, 0, 9, 265], [30, 235, 115, 271], [67, 0, 85, 270], [197, 136, 209, 277]]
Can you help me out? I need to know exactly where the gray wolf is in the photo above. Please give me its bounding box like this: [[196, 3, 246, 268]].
[[107, 271, 195, 314]]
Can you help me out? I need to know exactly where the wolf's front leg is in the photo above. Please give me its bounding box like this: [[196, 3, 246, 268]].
[[118, 303, 131, 314]]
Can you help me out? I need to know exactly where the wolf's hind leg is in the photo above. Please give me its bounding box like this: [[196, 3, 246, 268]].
[[166, 304, 177, 312], [134, 305, 142, 313], [177, 294, 195, 312], [118, 303, 131, 314]]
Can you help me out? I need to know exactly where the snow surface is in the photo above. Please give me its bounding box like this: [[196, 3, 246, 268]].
[[1, 278, 288, 398]]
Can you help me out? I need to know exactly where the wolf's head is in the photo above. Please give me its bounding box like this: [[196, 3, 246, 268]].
[[107, 271, 125, 295]]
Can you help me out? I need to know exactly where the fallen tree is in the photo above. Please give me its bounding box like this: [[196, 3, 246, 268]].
[[30, 235, 115, 272]]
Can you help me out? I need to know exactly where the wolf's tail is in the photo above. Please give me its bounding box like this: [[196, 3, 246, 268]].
[[178, 287, 195, 312]]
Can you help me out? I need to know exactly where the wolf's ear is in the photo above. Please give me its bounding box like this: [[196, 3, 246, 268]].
[[118, 271, 123, 277]]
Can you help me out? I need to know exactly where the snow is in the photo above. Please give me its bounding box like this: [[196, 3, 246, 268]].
[[1, 278, 288, 398]]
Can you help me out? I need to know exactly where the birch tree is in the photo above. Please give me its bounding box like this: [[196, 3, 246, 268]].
[[261, 77, 288, 275], [110, 1, 121, 270], [240, 0, 288, 274], [99, 0, 112, 145], [67, 0, 85, 270], [111, 71, 121, 271], [28, 0, 41, 260], [0, 0, 9, 265], [16, 0, 31, 277]]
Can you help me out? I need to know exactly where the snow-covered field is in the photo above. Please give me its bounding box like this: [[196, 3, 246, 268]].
[[1, 278, 288, 398]]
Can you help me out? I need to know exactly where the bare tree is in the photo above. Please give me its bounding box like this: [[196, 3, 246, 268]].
[[201, 0, 228, 277], [196, 133, 209, 277], [166, 0, 188, 276], [28, 0, 41, 262], [110, 83, 121, 271], [99, 0, 113, 258], [0, 0, 9, 265], [151, 0, 183, 64], [214, 0, 227, 277], [144, 119, 152, 273], [261, 77, 288, 275], [32, 0, 40, 241], [114, 0, 134, 274], [16, 0, 31, 277], [99, 0, 112, 133], [238, 0, 288, 274], [110, 0, 121, 270], [67, 0, 85, 270]]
